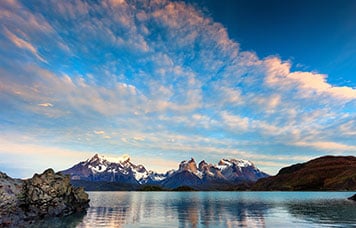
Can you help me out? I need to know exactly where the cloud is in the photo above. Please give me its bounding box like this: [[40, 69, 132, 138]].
[[133, 136, 145, 141], [338, 120, 356, 136], [0, 66, 146, 116], [264, 57, 356, 100], [0, 137, 94, 178], [0, 0, 355, 177], [0, 0, 53, 33], [4, 29, 47, 62], [293, 141, 356, 151], [38, 103, 53, 107], [220, 111, 249, 132], [131, 156, 178, 173]]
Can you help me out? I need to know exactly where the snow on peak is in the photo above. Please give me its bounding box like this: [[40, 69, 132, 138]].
[[230, 159, 253, 167], [217, 158, 253, 169], [84, 154, 109, 173], [85, 154, 132, 164]]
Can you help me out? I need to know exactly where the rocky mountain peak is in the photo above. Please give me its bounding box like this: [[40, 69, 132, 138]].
[[118, 154, 130, 163], [87, 154, 106, 164], [218, 158, 231, 166], [198, 160, 209, 170], [179, 158, 198, 173]]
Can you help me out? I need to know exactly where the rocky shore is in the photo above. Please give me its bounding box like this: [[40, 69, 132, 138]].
[[0, 169, 89, 227]]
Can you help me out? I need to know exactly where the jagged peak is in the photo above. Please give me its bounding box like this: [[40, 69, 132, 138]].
[[198, 160, 207, 165], [198, 160, 208, 170], [118, 154, 130, 163], [86, 154, 106, 163], [180, 157, 196, 164], [90, 153, 99, 160], [179, 157, 198, 173]]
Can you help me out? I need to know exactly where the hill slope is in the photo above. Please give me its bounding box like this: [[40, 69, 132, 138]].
[[252, 156, 356, 191]]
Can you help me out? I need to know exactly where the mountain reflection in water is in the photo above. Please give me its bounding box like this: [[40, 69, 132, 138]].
[[30, 192, 356, 227]]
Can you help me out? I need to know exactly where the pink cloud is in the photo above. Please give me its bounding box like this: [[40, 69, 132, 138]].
[[264, 57, 356, 100], [5, 29, 47, 62]]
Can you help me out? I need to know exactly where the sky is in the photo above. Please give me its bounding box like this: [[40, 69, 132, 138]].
[[0, 0, 355, 178]]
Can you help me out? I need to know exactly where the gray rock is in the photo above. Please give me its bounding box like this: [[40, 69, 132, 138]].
[[0, 169, 89, 227]]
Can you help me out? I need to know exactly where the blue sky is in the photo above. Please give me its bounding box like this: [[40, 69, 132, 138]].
[[197, 0, 356, 87], [0, 0, 355, 178]]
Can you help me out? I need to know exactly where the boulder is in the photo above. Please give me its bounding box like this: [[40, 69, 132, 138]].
[[0, 169, 89, 226], [348, 194, 356, 201], [0, 172, 24, 226]]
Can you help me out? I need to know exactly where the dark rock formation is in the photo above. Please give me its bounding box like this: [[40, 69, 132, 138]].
[[0, 169, 89, 227], [348, 194, 356, 201]]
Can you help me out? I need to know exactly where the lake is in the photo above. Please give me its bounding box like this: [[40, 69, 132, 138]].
[[31, 191, 356, 227]]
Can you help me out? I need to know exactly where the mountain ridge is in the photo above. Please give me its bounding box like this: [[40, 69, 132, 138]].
[[61, 154, 269, 190]]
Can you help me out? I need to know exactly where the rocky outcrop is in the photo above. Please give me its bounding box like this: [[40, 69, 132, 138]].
[[0, 172, 24, 225], [0, 169, 89, 227], [348, 194, 356, 201]]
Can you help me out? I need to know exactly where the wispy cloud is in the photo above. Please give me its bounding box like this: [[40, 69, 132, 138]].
[[4, 29, 47, 62], [293, 141, 356, 152], [264, 57, 356, 100], [38, 103, 53, 107]]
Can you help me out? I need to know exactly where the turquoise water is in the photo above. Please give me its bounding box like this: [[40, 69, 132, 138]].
[[31, 191, 356, 227]]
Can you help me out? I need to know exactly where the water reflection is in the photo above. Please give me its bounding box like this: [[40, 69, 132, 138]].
[[76, 192, 270, 227], [167, 194, 268, 227], [29, 192, 356, 227], [287, 199, 356, 226], [29, 211, 86, 228]]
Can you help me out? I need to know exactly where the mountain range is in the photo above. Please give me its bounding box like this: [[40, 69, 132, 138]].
[[61, 154, 356, 191], [61, 154, 269, 190]]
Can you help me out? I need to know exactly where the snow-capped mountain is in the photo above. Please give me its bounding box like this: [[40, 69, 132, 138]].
[[160, 158, 269, 189], [61, 154, 156, 185], [61, 154, 269, 189]]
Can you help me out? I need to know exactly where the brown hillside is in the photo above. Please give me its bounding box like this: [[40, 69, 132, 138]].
[[252, 156, 356, 191]]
